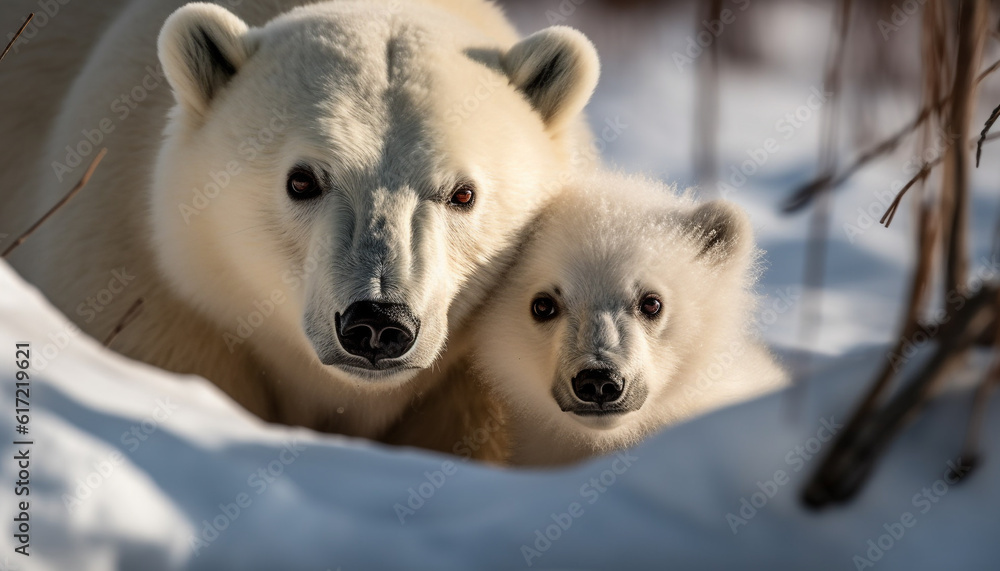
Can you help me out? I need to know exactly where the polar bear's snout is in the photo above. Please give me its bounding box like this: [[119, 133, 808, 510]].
[[335, 301, 420, 365], [554, 366, 648, 420], [570, 368, 623, 406]]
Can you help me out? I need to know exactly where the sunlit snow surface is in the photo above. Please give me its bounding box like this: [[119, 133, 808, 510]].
[[2, 258, 999, 570]]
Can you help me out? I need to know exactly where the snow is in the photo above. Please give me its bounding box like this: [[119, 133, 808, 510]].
[[2, 259, 999, 570], [3, 1, 1000, 569]]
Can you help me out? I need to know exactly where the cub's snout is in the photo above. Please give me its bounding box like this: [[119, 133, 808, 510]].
[[571, 368, 623, 405], [554, 367, 647, 419]]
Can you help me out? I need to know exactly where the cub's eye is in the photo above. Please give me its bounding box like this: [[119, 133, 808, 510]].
[[287, 168, 321, 200], [531, 295, 558, 321], [639, 295, 662, 318], [448, 182, 475, 208]]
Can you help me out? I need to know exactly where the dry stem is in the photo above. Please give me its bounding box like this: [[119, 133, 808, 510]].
[[2, 148, 107, 259], [0, 13, 32, 64]]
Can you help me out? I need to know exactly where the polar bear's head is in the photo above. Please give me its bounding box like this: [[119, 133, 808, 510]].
[[474, 173, 757, 457], [150, 2, 598, 387]]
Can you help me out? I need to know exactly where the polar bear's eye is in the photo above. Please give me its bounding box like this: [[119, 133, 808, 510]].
[[286, 168, 321, 200], [448, 183, 476, 209], [531, 295, 558, 321], [639, 295, 662, 318]]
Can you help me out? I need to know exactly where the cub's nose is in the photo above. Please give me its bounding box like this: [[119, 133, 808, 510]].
[[336, 301, 419, 365], [571, 368, 624, 405]]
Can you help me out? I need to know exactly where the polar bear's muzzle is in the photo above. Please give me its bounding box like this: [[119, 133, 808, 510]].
[[334, 300, 420, 366], [553, 367, 649, 421]]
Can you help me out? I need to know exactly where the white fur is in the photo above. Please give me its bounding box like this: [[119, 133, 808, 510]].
[[472, 172, 788, 466], [0, 0, 599, 439]]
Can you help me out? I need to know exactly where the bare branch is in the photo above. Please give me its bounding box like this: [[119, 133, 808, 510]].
[[879, 158, 939, 228], [0, 13, 32, 64], [881, 131, 1000, 228], [975, 102, 1000, 167], [2, 148, 107, 259], [103, 298, 145, 347], [941, 0, 988, 306], [783, 56, 1000, 213], [803, 285, 998, 508], [693, 0, 723, 191], [959, 300, 1000, 465]]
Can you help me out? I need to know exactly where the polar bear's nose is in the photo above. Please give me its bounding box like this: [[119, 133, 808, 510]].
[[571, 369, 624, 405], [335, 301, 419, 365]]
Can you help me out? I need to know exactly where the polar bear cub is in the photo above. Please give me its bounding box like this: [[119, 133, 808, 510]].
[[472, 172, 787, 466]]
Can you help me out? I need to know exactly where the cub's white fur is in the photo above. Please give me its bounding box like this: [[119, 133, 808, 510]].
[[472, 172, 787, 465], [0, 0, 599, 439]]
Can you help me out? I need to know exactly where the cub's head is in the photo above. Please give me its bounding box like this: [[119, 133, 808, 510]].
[[150, 3, 598, 386], [475, 173, 757, 451]]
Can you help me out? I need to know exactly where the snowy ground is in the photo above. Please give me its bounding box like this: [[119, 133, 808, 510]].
[[2, 255, 999, 570], [3, 1, 1000, 569]]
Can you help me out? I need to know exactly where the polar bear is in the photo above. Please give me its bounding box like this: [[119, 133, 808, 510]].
[[470, 172, 787, 466], [0, 0, 599, 439]]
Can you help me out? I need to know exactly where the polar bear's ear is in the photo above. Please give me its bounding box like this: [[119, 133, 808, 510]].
[[685, 201, 754, 266], [501, 27, 599, 132], [158, 3, 253, 119]]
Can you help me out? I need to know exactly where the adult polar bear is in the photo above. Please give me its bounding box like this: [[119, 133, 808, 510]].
[[0, 0, 599, 439]]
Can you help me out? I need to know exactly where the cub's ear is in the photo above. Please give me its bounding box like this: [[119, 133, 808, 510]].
[[158, 3, 253, 119], [501, 26, 599, 132], [685, 200, 754, 266]]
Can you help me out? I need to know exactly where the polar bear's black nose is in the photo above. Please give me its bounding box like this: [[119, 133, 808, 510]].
[[571, 369, 623, 405], [336, 301, 419, 365]]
